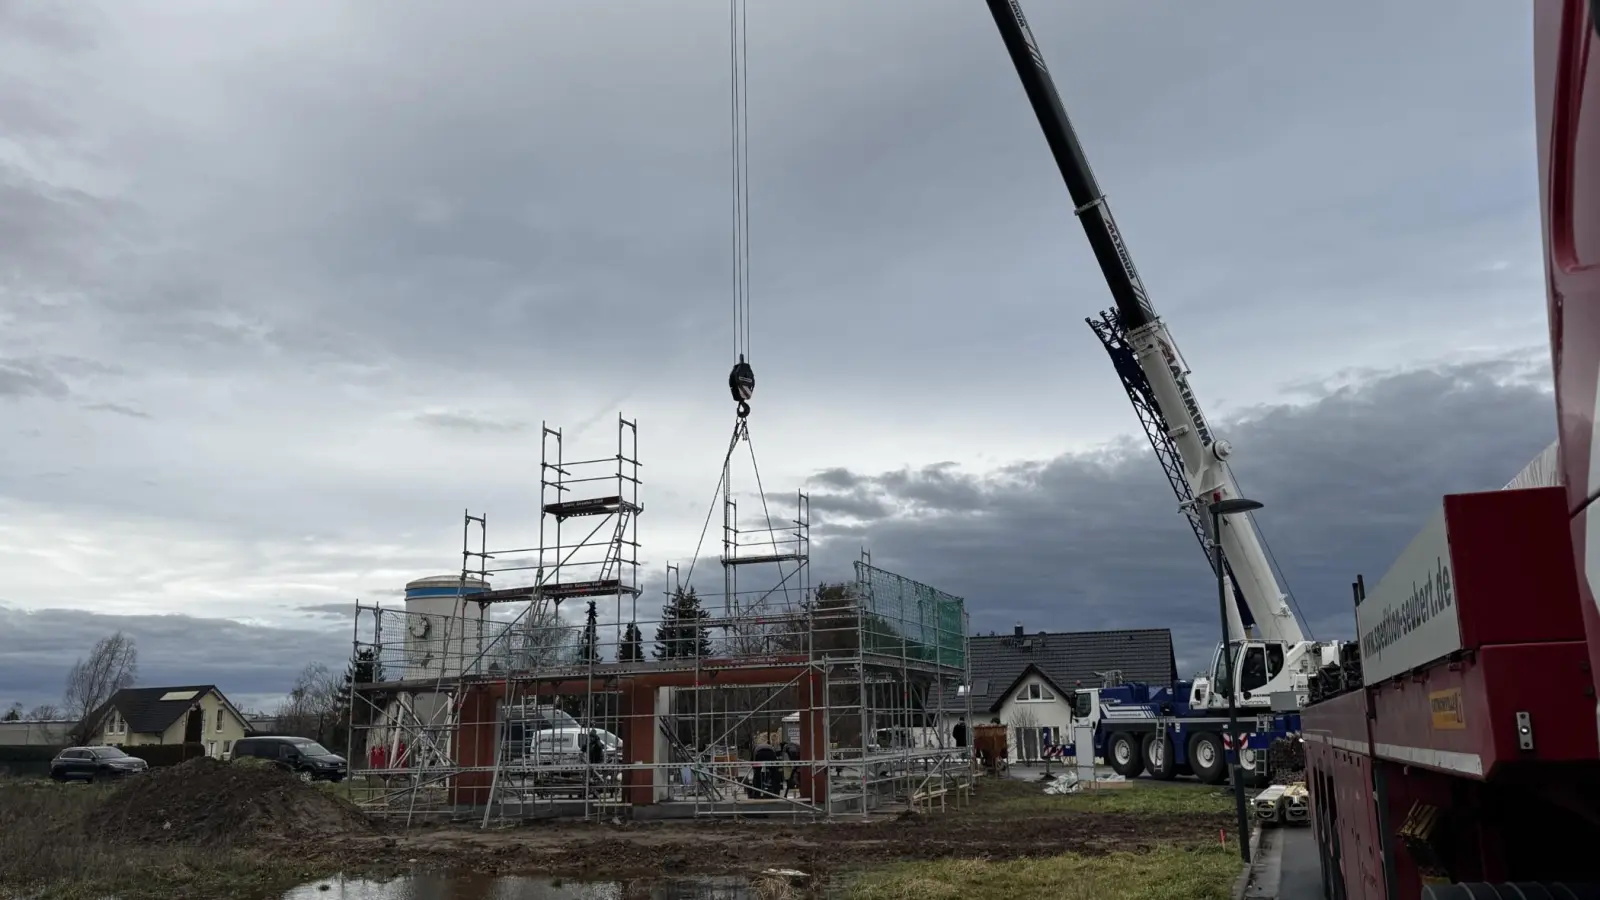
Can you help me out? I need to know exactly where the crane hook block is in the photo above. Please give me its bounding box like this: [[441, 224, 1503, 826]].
[[728, 356, 755, 417]]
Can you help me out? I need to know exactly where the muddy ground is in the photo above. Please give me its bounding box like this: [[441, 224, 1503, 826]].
[[1, 762, 1237, 898], [295, 780, 1235, 880]]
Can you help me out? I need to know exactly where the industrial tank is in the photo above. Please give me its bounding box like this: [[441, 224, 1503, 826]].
[[402, 574, 489, 680]]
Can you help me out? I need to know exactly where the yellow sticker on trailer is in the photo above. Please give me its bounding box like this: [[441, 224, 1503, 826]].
[[1429, 688, 1466, 730]]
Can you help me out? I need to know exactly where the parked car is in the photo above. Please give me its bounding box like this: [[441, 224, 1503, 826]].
[[502, 703, 623, 771], [50, 746, 148, 782], [230, 735, 347, 782]]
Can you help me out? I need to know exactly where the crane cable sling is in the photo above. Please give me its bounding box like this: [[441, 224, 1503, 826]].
[[690, 0, 754, 587], [686, 3, 793, 611], [721, 0, 792, 608], [726, 0, 755, 419], [682, 422, 744, 590], [681, 421, 796, 611]]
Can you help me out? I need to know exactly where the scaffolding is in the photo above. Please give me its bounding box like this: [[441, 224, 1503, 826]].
[[346, 416, 974, 825]]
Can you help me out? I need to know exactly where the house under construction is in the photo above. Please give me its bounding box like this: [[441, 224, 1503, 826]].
[[345, 415, 974, 824]]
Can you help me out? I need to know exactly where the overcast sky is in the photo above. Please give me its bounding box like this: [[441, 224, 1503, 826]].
[[0, 1, 1553, 712]]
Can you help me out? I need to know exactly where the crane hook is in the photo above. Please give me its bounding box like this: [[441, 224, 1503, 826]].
[[728, 355, 755, 419]]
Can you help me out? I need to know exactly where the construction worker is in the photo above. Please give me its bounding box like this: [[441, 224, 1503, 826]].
[[752, 738, 778, 798]]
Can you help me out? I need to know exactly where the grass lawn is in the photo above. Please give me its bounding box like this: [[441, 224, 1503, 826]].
[[844, 843, 1242, 900], [987, 781, 1239, 816], [843, 781, 1245, 900]]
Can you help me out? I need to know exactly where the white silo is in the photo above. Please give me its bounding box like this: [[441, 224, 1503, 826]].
[[402, 574, 490, 680]]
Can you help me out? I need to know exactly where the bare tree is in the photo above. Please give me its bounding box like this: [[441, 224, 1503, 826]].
[[63, 631, 139, 721], [1008, 706, 1040, 764], [25, 704, 62, 721], [274, 662, 344, 741], [500, 602, 578, 670]]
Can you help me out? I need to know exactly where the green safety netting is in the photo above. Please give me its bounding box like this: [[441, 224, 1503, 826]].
[[852, 561, 968, 671]]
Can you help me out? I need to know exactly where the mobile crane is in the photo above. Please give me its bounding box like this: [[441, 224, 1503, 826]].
[[984, 1, 1343, 785]]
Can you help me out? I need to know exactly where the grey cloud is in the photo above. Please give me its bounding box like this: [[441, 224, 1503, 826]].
[[82, 402, 150, 420], [805, 361, 1555, 675], [811, 469, 862, 490], [0, 3, 102, 55], [297, 603, 362, 617], [414, 411, 528, 435], [0, 2, 1558, 701], [0, 605, 350, 712], [0, 0, 1542, 411], [0, 358, 70, 399]]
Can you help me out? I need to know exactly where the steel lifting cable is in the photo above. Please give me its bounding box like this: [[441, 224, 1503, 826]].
[[720, 1, 792, 609], [689, 1, 793, 613], [683, 421, 744, 589], [725, 0, 755, 419]]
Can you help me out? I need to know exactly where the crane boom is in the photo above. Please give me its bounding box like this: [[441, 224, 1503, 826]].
[[984, 0, 1304, 646]]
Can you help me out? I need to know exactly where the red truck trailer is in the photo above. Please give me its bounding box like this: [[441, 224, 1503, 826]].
[[1301, 2, 1600, 897]]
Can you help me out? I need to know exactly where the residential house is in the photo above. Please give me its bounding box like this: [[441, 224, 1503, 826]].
[[987, 663, 1075, 762], [957, 626, 1177, 763], [88, 685, 251, 759]]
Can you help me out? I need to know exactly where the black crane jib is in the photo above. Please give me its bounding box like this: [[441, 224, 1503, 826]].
[[984, 0, 1158, 333]]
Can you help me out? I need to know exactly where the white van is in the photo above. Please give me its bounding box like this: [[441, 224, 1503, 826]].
[[502, 703, 621, 772]]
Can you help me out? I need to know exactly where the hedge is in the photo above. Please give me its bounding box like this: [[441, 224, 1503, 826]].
[[0, 744, 64, 778], [0, 745, 62, 764], [0, 742, 209, 775]]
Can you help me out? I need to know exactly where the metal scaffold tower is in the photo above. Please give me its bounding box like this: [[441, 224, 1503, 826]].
[[340, 1, 976, 827], [536, 415, 643, 650]]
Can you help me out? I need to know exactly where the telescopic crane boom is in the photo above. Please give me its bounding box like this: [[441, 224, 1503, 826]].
[[984, 2, 1332, 705]]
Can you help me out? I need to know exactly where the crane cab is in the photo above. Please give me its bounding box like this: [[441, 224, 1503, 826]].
[[1192, 640, 1289, 711]]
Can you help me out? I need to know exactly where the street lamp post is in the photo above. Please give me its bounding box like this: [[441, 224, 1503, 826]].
[[1210, 496, 1264, 864]]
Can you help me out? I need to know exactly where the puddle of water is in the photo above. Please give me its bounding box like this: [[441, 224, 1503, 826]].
[[281, 873, 755, 900]]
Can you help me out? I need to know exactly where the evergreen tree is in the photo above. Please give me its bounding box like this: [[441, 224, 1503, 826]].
[[2, 704, 20, 722], [336, 647, 386, 741], [619, 622, 645, 662], [339, 647, 385, 704], [654, 586, 712, 659], [579, 600, 600, 663]]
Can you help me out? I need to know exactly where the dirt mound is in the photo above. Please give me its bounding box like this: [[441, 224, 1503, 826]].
[[84, 756, 374, 846]]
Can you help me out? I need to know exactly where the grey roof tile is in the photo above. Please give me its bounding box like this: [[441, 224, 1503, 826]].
[[90, 685, 222, 735], [963, 628, 1177, 704]]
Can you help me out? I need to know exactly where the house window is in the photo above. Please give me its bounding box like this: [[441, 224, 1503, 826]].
[[1016, 726, 1041, 761], [223, 740, 233, 756], [108, 711, 124, 734], [206, 740, 217, 758], [215, 708, 224, 732], [1022, 683, 1055, 702]]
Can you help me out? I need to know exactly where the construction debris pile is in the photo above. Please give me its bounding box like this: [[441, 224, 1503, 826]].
[[84, 757, 373, 846]]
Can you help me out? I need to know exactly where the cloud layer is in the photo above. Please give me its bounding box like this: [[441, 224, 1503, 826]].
[[0, 2, 1557, 705], [1, 358, 1555, 707], [806, 358, 1555, 674]]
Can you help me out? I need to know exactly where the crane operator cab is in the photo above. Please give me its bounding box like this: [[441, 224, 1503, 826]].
[[1191, 640, 1288, 711]]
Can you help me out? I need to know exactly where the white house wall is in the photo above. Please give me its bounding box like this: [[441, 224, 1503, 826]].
[[993, 674, 1074, 763]]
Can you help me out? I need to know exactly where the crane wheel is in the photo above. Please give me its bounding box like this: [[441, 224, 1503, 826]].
[[1188, 732, 1228, 785], [1141, 733, 1176, 780], [1107, 733, 1144, 778]]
